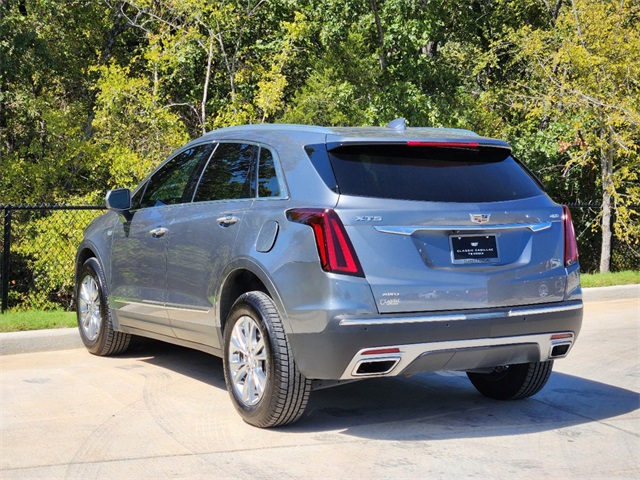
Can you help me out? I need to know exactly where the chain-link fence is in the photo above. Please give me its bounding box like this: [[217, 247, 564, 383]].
[[1, 205, 105, 313], [568, 204, 640, 273], [0, 203, 637, 313]]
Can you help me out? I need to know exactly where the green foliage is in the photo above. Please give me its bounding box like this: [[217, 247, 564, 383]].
[[0, 0, 125, 204], [580, 271, 640, 288], [91, 62, 190, 190], [9, 208, 103, 310], [515, 0, 640, 268]]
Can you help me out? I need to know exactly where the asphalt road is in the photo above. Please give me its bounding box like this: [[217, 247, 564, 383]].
[[1, 296, 638, 479]]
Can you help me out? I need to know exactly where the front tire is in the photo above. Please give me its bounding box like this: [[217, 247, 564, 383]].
[[223, 291, 311, 427], [76, 257, 131, 356], [467, 361, 553, 400]]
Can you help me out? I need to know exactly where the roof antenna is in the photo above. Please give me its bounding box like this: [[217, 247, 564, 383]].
[[386, 117, 406, 132]]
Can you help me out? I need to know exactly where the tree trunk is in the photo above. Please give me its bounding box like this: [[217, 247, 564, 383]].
[[201, 35, 215, 134], [83, 2, 131, 140], [542, 0, 564, 23], [599, 129, 614, 273], [369, 0, 386, 71]]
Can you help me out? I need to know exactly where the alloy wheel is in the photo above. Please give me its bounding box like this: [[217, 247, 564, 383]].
[[78, 274, 102, 342], [228, 315, 268, 406]]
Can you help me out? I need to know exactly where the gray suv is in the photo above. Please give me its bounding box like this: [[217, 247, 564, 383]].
[[75, 121, 583, 427]]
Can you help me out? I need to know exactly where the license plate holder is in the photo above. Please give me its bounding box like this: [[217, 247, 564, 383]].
[[450, 234, 499, 264]]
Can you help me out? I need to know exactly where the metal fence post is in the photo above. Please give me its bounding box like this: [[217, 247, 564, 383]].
[[1, 206, 11, 313]]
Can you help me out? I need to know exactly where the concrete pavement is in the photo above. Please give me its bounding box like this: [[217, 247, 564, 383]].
[[0, 287, 638, 479]]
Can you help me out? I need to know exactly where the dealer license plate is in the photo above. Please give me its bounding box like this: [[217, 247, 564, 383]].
[[450, 235, 498, 263]]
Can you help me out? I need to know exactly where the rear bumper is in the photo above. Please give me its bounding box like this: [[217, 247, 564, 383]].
[[287, 300, 583, 380]]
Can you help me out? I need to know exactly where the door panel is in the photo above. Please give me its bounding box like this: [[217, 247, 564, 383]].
[[109, 142, 214, 335], [165, 201, 251, 347], [110, 206, 177, 335], [165, 142, 259, 347]]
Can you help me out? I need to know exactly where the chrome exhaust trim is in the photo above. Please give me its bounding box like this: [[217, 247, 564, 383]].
[[352, 356, 401, 377], [549, 341, 573, 358]]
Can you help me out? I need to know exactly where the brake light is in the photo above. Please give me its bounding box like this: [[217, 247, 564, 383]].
[[562, 205, 579, 267], [407, 141, 479, 148], [286, 208, 365, 277]]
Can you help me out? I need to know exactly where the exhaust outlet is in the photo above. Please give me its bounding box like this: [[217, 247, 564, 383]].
[[353, 357, 400, 376], [550, 341, 572, 358]]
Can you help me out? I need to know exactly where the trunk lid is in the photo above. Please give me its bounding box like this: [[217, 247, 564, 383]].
[[326, 142, 566, 314], [338, 197, 566, 313]]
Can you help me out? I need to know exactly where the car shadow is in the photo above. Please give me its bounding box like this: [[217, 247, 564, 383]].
[[292, 371, 639, 441], [125, 338, 639, 440]]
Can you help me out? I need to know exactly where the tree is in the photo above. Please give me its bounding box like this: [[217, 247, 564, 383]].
[[0, 0, 139, 204], [90, 62, 190, 190], [107, 0, 306, 132], [507, 0, 640, 272]]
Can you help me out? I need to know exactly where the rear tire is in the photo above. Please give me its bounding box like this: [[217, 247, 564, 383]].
[[76, 257, 131, 356], [467, 361, 553, 400], [223, 291, 311, 427]]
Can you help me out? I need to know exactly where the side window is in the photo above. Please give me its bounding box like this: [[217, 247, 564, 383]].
[[193, 143, 258, 202], [257, 148, 281, 197], [138, 144, 213, 209]]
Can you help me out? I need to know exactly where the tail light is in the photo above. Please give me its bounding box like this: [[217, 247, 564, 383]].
[[562, 205, 579, 267], [286, 208, 365, 277]]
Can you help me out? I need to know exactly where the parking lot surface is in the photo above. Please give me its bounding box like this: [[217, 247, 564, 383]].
[[1, 297, 638, 479]]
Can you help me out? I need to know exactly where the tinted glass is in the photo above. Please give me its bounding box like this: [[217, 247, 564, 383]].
[[194, 143, 257, 202], [257, 148, 280, 197], [137, 144, 213, 209], [327, 145, 543, 203]]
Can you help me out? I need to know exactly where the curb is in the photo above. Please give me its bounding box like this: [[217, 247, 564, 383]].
[[1, 285, 638, 356], [581, 284, 639, 303], [0, 327, 83, 356]]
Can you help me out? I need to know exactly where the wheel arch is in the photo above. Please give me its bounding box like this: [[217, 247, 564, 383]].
[[218, 259, 287, 334], [75, 246, 97, 276], [75, 241, 109, 284]]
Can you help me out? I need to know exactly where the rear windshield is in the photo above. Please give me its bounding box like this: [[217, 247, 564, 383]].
[[327, 144, 543, 203]]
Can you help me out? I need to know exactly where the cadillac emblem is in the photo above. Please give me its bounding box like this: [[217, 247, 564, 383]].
[[470, 213, 490, 224]]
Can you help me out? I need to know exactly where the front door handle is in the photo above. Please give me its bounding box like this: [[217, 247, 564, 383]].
[[216, 215, 239, 227], [149, 227, 169, 238]]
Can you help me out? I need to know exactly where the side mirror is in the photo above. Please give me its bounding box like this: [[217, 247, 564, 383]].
[[105, 188, 132, 218]]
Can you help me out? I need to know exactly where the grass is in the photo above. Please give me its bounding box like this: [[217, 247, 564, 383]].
[[0, 310, 76, 333], [0, 271, 638, 332], [579, 270, 640, 288]]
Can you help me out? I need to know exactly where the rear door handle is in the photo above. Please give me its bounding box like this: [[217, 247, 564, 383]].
[[149, 227, 169, 238], [217, 215, 239, 227]]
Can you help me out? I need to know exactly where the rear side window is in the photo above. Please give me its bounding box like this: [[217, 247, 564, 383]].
[[194, 143, 258, 202], [327, 144, 543, 203], [257, 148, 280, 197]]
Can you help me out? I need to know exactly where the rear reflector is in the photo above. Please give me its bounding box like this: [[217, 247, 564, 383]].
[[407, 141, 479, 148], [551, 333, 573, 340], [361, 347, 401, 356], [286, 208, 365, 277], [562, 205, 579, 267]]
